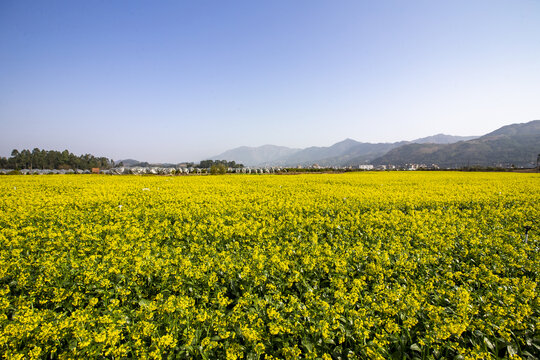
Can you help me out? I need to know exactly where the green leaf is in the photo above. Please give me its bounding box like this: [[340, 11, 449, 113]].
[[69, 339, 78, 351], [484, 337, 495, 351], [138, 299, 151, 307], [301, 338, 313, 353]]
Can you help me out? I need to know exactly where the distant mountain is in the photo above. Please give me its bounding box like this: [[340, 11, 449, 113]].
[[210, 133, 475, 167], [117, 159, 142, 166], [210, 145, 301, 166], [208, 120, 539, 168], [117, 159, 178, 168], [272, 138, 363, 166], [483, 120, 540, 137], [275, 139, 409, 167], [372, 120, 540, 168], [412, 134, 478, 144]]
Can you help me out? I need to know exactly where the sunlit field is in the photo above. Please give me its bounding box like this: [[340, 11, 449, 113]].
[[1, 172, 538, 359]]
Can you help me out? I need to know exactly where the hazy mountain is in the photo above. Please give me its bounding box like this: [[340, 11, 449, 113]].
[[211, 134, 472, 167], [274, 139, 409, 167], [117, 159, 143, 166], [412, 134, 478, 144], [333, 141, 410, 166], [483, 120, 540, 137], [372, 120, 540, 167], [273, 138, 363, 166], [210, 145, 301, 166], [207, 120, 538, 168], [117, 159, 178, 168]]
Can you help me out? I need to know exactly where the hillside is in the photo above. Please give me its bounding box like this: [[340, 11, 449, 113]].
[[208, 120, 539, 168], [372, 120, 540, 168], [210, 145, 301, 166], [117, 159, 142, 166], [211, 134, 476, 167], [413, 134, 478, 144], [272, 139, 367, 166]]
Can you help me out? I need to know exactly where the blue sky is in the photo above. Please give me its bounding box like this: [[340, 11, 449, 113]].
[[1, 1, 539, 162]]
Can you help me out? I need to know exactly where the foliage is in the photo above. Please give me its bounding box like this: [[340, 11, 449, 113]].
[[5, 170, 22, 175], [0, 148, 115, 170], [198, 160, 244, 169], [210, 164, 227, 175], [0, 172, 539, 359]]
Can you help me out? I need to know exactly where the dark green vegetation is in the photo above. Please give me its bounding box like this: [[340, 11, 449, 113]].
[[198, 160, 244, 169], [0, 148, 114, 170]]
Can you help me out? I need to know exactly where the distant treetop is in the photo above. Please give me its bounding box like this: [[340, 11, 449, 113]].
[[0, 148, 115, 170], [197, 159, 244, 169]]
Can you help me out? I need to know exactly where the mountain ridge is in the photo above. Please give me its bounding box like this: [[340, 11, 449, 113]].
[[413, 134, 478, 144], [210, 121, 539, 168], [211, 134, 479, 167], [372, 120, 540, 168], [209, 144, 301, 166], [120, 121, 539, 169]]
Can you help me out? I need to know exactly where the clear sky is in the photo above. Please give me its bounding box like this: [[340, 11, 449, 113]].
[[1, 1, 539, 162]]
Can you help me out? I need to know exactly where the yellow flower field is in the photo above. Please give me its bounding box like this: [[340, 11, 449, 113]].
[[0, 172, 538, 359]]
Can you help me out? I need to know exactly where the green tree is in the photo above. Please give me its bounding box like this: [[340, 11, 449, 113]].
[[199, 160, 214, 168], [10, 149, 19, 169], [210, 164, 227, 175], [32, 148, 42, 169], [20, 149, 31, 169]]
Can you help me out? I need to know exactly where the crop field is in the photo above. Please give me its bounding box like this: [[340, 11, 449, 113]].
[[0, 172, 539, 359]]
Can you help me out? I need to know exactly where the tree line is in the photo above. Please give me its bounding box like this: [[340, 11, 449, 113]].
[[196, 160, 244, 169], [0, 149, 115, 170]]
